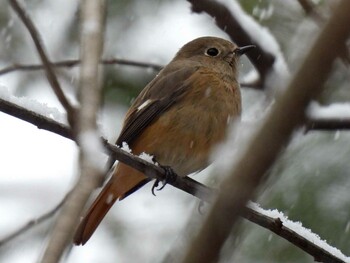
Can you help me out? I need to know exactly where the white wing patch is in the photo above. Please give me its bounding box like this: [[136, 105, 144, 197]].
[[137, 99, 152, 111]]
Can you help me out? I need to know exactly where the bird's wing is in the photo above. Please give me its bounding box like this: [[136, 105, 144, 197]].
[[115, 66, 199, 146]]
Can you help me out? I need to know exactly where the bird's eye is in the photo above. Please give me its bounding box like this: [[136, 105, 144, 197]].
[[205, 47, 219, 57]]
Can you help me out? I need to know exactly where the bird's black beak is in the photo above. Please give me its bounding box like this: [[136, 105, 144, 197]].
[[235, 45, 256, 56]]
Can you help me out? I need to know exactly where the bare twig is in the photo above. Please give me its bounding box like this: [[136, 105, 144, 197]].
[[9, 0, 77, 126], [0, 97, 72, 139], [243, 207, 348, 263], [181, 1, 350, 262], [297, 0, 350, 64], [187, 0, 275, 83], [0, 58, 162, 76], [0, 95, 349, 263], [297, 0, 325, 22], [306, 118, 350, 131], [0, 191, 71, 247], [40, 0, 106, 263]]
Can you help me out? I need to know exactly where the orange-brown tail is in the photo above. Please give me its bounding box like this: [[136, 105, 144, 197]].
[[73, 163, 148, 245]]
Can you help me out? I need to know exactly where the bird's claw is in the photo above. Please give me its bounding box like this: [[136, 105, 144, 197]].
[[151, 166, 177, 196]]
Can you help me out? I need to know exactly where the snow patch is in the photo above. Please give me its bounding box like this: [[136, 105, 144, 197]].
[[308, 102, 350, 119], [217, 0, 290, 92], [139, 152, 157, 165], [78, 129, 105, 172], [0, 86, 66, 123], [121, 141, 132, 153], [249, 202, 350, 262]]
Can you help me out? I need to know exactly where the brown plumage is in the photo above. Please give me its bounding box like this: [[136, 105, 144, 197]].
[[73, 36, 254, 245]]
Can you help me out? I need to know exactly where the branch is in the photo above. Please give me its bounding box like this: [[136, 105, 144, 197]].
[[181, 1, 350, 262], [0, 95, 348, 263], [40, 0, 106, 262], [0, 191, 71, 247], [297, 0, 350, 64], [0, 97, 72, 139], [243, 205, 349, 263], [0, 58, 162, 76], [187, 0, 275, 82], [297, 0, 325, 22], [9, 0, 77, 126], [305, 118, 350, 131]]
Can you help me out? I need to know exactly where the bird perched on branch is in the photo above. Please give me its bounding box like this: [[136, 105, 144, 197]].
[[74, 36, 254, 245]]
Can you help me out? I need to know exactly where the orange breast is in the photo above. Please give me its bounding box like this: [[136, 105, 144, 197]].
[[131, 72, 241, 177]]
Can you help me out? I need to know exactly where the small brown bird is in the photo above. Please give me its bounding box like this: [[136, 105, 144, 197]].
[[74, 36, 254, 245]]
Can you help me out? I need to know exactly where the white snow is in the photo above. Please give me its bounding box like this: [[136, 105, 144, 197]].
[[252, 4, 274, 21], [218, 0, 289, 78], [249, 202, 350, 262], [308, 102, 350, 119], [120, 141, 132, 153], [241, 69, 259, 84], [139, 152, 156, 164], [0, 85, 67, 123], [217, 0, 290, 95], [78, 129, 106, 172]]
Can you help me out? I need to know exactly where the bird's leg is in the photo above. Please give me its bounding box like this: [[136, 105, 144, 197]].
[[151, 165, 177, 196]]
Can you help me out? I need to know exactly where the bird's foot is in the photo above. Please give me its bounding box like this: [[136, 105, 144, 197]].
[[151, 166, 177, 196]]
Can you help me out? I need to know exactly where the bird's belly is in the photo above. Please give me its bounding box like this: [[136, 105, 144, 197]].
[[133, 98, 239, 177]]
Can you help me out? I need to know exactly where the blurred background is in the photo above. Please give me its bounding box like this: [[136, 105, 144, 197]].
[[0, 0, 349, 262]]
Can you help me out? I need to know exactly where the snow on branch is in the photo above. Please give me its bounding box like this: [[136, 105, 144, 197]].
[[187, 0, 288, 85], [306, 102, 350, 131], [0, 93, 349, 263], [9, 0, 77, 126], [296, 0, 350, 64], [181, 1, 350, 262], [246, 203, 350, 263], [40, 0, 106, 262]]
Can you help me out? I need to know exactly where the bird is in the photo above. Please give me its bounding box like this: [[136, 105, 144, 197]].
[[73, 36, 255, 245]]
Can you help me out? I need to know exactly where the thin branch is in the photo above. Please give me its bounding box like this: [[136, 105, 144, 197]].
[[181, 1, 350, 262], [0, 58, 162, 76], [40, 0, 106, 262], [297, 0, 325, 22], [305, 118, 350, 131], [0, 96, 349, 263], [0, 97, 72, 139], [0, 59, 263, 90], [243, 206, 348, 263], [297, 0, 350, 64], [9, 0, 77, 126], [187, 0, 275, 83], [0, 191, 71, 247]]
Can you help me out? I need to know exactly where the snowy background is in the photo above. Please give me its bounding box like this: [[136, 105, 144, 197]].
[[0, 0, 350, 262]]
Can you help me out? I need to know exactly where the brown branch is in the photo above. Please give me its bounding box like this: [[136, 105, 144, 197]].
[[0, 97, 72, 139], [297, 0, 325, 22], [305, 118, 350, 131], [243, 207, 348, 263], [0, 58, 162, 76], [9, 0, 77, 126], [0, 191, 71, 247], [187, 0, 275, 83], [0, 96, 348, 263], [181, 1, 350, 262], [40, 0, 106, 262], [297, 0, 350, 64]]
